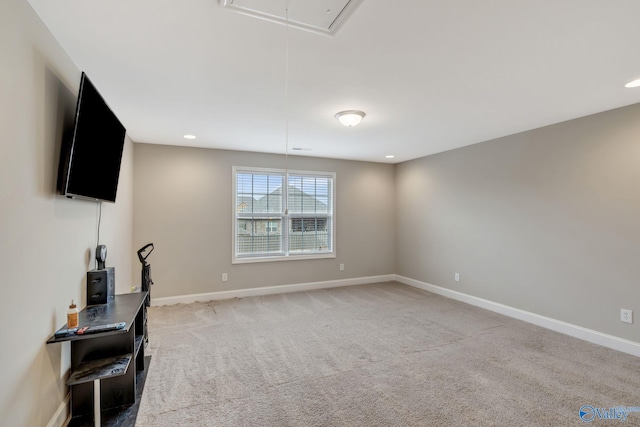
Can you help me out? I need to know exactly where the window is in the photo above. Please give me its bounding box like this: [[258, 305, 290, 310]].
[[291, 218, 327, 232], [233, 167, 335, 262], [266, 221, 279, 233]]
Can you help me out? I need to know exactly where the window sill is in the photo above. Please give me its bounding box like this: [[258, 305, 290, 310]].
[[232, 252, 336, 264]]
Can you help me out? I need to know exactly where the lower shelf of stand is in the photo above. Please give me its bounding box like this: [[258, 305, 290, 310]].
[[67, 354, 132, 386], [67, 356, 151, 427]]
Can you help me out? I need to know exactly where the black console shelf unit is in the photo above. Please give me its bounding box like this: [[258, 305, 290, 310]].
[[47, 292, 149, 425]]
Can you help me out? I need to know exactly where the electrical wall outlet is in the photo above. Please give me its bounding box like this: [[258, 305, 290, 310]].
[[339, 263, 344, 271], [222, 273, 228, 282], [621, 309, 633, 324], [454, 272, 460, 282]]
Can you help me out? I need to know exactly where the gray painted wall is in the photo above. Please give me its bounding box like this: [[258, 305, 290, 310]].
[[0, 1, 134, 425], [133, 144, 396, 298], [396, 103, 640, 342]]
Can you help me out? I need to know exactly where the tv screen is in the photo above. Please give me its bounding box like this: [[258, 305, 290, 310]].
[[58, 72, 126, 203]]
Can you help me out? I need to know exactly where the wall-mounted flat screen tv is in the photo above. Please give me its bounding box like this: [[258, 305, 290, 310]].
[[58, 72, 126, 203]]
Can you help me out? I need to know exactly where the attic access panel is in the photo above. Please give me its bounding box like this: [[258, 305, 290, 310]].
[[220, 0, 363, 36]]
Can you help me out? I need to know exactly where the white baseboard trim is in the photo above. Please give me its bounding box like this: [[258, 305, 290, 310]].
[[149, 274, 640, 357], [395, 275, 640, 357], [151, 275, 397, 306], [46, 393, 70, 427]]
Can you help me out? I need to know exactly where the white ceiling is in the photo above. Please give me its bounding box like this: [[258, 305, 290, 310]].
[[26, 0, 640, 163]]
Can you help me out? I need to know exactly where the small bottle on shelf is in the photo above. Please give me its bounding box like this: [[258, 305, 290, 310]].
[[67, 300, 79, 328]]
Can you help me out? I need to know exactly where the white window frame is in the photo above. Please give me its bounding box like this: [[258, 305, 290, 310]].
[[232, 166, 336, 264]]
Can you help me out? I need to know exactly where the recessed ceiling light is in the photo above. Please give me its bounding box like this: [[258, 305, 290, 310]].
[[385, 155, 395, 159], [183, 134, 196, 140], [625, 79, 640, 88]]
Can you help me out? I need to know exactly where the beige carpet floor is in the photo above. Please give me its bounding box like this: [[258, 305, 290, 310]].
[[135, 282, 640, 426]]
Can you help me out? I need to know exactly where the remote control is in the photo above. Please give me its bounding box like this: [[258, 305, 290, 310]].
[[76, 322, 126, 335], [54, 327, 78, 338]]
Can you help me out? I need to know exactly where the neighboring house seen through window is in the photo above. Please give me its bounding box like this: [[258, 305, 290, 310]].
[[233, 167, 335, 262]]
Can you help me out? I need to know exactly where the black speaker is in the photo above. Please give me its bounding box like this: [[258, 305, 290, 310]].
[[87, 267, 115, 305]]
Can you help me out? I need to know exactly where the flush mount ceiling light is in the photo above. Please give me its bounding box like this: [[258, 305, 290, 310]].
[[625, 78, 640, 88], [385, 155, 395, 159], [183, 134, 196, 140], [335, 110, 365, 127]]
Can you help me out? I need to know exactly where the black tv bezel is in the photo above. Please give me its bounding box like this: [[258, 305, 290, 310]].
[[58, 72, 126, 203]]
